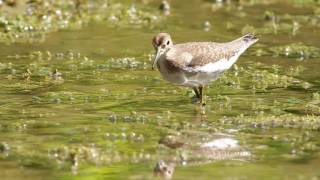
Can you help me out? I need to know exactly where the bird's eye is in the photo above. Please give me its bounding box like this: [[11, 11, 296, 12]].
[[166, 40, 170, 45]]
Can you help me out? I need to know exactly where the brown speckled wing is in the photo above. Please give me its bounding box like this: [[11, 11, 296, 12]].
[[165, 42, 238, 68], [185, 43, 239, 67]]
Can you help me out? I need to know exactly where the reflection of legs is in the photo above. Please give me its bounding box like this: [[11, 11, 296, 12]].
[[193, 87, 200, 99], [199, 85, 206, 107]]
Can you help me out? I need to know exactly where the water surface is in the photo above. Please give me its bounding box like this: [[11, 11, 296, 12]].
[[1, 0, 320, 179]]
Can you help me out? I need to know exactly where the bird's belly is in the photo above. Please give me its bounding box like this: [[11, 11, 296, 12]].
[[158, 63, 223, 87], [158, 58, 225, 87], [184, 71, 223, 87]]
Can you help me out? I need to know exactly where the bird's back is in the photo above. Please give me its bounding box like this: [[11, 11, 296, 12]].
[[164, 33, 258, 70]]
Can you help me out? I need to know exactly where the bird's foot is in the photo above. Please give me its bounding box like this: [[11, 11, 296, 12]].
[[200, 105, 206, 115], [200, 102, 206, 115], [192, 96, 201, 104]]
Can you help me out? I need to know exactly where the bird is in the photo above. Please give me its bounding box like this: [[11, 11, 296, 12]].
[[151, 32, 258, 109]]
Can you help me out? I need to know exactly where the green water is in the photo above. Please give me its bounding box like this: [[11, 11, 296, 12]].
[[1, 0, 320, 179]]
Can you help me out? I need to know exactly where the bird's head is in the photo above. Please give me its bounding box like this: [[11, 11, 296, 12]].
[[151, 33, 173, 70]]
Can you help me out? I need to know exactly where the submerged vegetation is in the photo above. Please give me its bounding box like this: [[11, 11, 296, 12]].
[[0, 0, 320, 179], [0, 0, 161, 43]]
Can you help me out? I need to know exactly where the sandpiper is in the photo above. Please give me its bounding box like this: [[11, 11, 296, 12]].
[[152, 32, 258, 107]]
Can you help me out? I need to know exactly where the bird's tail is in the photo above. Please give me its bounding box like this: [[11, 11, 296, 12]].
[[240, 33, 259, 44], [229, 33, 259, 50], [224, 33, 258, 57]]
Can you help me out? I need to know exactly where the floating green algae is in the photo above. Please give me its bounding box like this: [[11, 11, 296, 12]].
[[270, 43, 320, 59], [1, 0, 320, 180], [0, 0, 162, 44], [251, 43, 320, 60]]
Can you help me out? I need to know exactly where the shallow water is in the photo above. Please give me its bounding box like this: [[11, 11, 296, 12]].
[[1, 0, 320, 179]]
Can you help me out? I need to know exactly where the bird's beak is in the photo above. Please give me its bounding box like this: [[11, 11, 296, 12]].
[[152, 49, 162, 70]]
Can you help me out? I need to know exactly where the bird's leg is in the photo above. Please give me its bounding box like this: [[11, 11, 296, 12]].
[[193, 87, 200, 99], [199, 85, 206, 115], [199, 85, 206, 107], [192, 87, 201, 104]]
